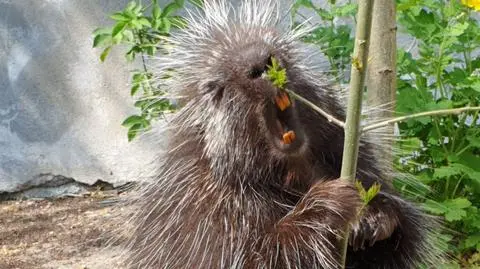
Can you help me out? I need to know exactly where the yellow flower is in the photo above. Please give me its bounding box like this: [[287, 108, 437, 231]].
[[462, 0, 480, 10]]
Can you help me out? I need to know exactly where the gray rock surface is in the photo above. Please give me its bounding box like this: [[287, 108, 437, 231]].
[[0, 0, 158, 193]]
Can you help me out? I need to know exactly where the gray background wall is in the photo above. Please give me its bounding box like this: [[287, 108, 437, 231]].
[[0, 0, 161, 193]]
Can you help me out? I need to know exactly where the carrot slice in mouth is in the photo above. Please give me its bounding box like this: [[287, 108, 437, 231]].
[[282, 130, 296, 144], [274, 91, 291, 111]]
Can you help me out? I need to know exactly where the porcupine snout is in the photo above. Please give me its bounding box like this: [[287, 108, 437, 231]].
[[230, 42, 307, 154]]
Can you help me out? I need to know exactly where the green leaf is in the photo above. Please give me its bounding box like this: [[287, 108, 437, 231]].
[[112, 22, 127, 38], [334, 3, 357, 17], [131, 84, 140, 96], [448, 22, 468, 37], [423, 200, 447, 215], [458, 152, 480, 172], [433, 162, 480, 182], [465, 234, 480, 250], [466, 129, 480, 148], [162, 3, 181, 17], [472, 80, 480, 93], [433, 163, 467, 179], [396, 88, 429, 116], [445, 198, 471, 210], [122, 115, 145, 127], [126, 1, 137, 12], [130, 19, 143, 29], [266, 57, 288, 88], [315, 7, 334, 21], [137, 17, 152, 27], [444, 208, 467, 222], [425, 100, 453, 111], [397, 0, 421, 12], [112, 32, 123, 44], [127, 123, 143, 142], [93, 33, 111, 48], [133, 3, 143, 15], [122, 30, 134, 42], [146, 45, 157, 56], [423, 198, 472, 222], [354, 181, 380, 205], [100, 46, 112, 62], [110, 12, 131, 22], [398, 137, 422, 153], [365, 183, 381, 204], [153, 4, 161, 19], [162, 17, 172, 33], [293, 0, 315, 9], [92, 27, 111, 36], [132, 72, 145, 83], [444, 198, 472, 221]]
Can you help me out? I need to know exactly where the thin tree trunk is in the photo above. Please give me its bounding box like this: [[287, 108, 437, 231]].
[[366, 0, 397, 177], [339, 0, 375, 267]]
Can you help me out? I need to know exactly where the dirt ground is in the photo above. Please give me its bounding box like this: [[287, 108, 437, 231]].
[[0, 194, 128, 269]]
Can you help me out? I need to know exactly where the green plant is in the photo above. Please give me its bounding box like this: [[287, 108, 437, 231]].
[[93, 0, 193, 141], [292, 0, 357, 83], [394, 0, 480, 266], [292, 0, 480, 267]]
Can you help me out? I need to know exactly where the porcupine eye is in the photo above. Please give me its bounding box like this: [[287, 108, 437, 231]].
[[248, 66, 264, 79]]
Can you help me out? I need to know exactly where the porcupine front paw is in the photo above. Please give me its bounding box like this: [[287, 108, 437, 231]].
[[346, 191, 431, 269], [303, 179, 362, 228], [348, 192, 399, 251]]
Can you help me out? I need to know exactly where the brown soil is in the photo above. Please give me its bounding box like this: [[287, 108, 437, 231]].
[[0, 195, 128, 269]]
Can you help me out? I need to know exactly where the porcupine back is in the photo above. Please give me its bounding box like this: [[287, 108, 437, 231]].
[[114, 1, 446, 268]]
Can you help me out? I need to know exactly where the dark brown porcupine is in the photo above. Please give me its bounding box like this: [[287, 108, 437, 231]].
[[119, 1, 443, 268]]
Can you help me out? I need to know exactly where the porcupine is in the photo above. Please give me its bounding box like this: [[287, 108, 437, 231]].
[[120, 1, 440, 268]]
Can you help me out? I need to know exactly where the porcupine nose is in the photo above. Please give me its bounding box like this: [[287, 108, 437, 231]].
[[240, 43, 273, 80]]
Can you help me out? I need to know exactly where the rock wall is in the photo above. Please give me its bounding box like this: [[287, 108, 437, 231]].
[[0, 0, 159, 192]]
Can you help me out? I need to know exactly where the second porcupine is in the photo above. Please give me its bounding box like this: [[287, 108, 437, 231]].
[[120, 1, 442, 268]]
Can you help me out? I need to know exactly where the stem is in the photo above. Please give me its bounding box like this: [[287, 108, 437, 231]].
[[436, 22, 448, 99], [339, 0, 375, 267], [461, 9, 472, 73], [362, 107, 480, 132], [141, 54, 148, 73], [285, 89, 345, 128], [449, 113, 466, 152], [455, 144, 472, 157], [433, 119, 449, 157], [451, 175, 465, 199]]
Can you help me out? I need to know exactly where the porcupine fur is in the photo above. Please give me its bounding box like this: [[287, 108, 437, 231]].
[[119, 1, 443, 268]]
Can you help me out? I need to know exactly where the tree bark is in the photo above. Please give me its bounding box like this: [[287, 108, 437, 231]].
[[366, 0, 397, 175]]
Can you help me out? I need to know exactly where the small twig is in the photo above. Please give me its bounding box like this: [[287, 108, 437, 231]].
[[141, 53, 148, 73], [362, 106, 480, 132], [285, 89, 345, 128]]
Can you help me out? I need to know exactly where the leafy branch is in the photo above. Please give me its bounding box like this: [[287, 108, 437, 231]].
[[93, 0, 189, 141]]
